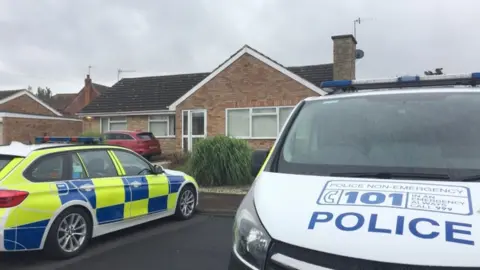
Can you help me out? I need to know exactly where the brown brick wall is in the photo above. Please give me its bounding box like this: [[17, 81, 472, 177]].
[[83, 118, 101, 134], [332, 35, 357, 80], [175, 53, 321, 150], [2, 117, 83, 144], [83, 116, 177, 154], [0, 94, 57, 116], [64, 87, 100, 116]]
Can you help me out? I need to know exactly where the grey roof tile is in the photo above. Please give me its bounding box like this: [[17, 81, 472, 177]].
[[80, 47, 333, 114]]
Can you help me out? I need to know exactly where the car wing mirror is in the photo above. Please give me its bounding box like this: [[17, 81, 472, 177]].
[[152, 164, 164, 175]]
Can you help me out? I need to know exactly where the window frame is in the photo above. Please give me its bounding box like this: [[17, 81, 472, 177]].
[[225, 106, 295, 139], [100, 117, 127, 132], [74, 148, 121, 178], [23, 152, 71, 182], [111, 149, 155, 176], [148, 114, 176, 138]]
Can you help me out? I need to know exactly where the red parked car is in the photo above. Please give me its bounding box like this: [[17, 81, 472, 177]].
[[103, 130, 161, 160]]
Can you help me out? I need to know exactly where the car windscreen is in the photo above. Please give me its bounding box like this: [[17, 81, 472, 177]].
[[136, 132, 155, 140], [277, 91, 480, 180]]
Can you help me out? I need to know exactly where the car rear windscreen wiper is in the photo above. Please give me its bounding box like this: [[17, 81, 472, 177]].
[[330, 172, 450, 180]]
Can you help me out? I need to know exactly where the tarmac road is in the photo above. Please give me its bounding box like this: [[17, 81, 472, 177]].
[[0, 214, 233, 270]]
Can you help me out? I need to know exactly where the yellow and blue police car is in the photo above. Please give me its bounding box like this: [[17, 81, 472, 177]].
[[0, 137, 198, 259]]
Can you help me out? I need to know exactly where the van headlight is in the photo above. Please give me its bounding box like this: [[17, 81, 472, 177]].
[[233, 190, 271, 269]]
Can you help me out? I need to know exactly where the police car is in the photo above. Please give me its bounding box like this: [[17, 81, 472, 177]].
[[0, 137, 198, 259], [229, 73, 480, 269]]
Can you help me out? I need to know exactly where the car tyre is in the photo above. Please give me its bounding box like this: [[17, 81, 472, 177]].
[[175, 185, 197, 220], [44, 207, 92, 260]]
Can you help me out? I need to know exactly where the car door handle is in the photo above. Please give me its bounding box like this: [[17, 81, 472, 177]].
[[79, 184, 95, 192], [130, 181, 142, 188]]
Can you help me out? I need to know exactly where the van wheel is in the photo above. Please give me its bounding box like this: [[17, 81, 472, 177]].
[[44, 207, 92, 259], [175, 185, 197, 220]]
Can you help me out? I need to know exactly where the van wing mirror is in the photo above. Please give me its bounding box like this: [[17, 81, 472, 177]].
[[251, 149, 270, 177]]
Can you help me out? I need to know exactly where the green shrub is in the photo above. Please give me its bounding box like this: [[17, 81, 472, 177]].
[[188, 135, 252, 186], [164, 151, 191, 172]]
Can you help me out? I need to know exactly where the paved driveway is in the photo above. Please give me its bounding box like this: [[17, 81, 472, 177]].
[[0, 214, 233, 270]]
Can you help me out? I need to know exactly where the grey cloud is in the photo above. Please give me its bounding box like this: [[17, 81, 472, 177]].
[[0, 0, 478, 93]]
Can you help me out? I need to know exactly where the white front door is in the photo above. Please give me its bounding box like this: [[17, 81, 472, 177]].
[[181, 109, 207, 151]]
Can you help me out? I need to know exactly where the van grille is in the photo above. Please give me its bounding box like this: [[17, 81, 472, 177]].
[[266, 240, 480, 270]]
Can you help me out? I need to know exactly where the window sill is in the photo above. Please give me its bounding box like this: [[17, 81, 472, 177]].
[[155, 136, 176, 139]]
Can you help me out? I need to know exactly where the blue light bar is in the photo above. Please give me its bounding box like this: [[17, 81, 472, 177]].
[[397, 76, 419, 82], [34, 136, 104, 144], [320, 80, 352, 88], [320, 72, 480, 93]]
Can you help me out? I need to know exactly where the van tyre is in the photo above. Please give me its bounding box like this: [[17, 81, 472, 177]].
[[44, 207, 92, 259], [175, 185, 197, 220]]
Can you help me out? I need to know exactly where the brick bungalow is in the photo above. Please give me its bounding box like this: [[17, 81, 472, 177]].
[[79, 34, 357, 153], [0, 89, 83, 144]]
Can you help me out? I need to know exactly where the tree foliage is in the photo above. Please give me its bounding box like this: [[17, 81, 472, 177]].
[[35, 87, 53, 102]]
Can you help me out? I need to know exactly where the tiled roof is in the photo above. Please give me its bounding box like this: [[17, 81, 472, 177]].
[[49, 93, 78, 111], [81, 73, 210, 113], [80, 50, 333, 114], [92, 83, 110, 94], [0, 89, 24, 100]]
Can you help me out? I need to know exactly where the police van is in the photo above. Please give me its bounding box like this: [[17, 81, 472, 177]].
[[228, 73, 480, 269]]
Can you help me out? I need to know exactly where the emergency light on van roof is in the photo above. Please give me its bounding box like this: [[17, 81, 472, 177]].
[[34, 136, 103, 144], [320, 72, 480, 93]]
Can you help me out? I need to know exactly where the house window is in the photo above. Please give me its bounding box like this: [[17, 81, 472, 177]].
[[148, 115, 175, 137], [100, 117, 127, 132], [226, 106, 295, 138]]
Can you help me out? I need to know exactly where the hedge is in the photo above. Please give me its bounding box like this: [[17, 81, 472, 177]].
[[188, 135, 252, 186]]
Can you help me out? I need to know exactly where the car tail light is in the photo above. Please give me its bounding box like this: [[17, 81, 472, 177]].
[[0, 190, 29, 208]]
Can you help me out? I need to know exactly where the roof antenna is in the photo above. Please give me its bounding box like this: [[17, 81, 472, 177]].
[[117, 68, 136, 81], [353, 17, 373, 39], [353, 17, 361, 38], [88, 65, 93, 76]]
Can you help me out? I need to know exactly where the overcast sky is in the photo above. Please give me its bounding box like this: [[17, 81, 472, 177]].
[[0, 0, 478, 94]]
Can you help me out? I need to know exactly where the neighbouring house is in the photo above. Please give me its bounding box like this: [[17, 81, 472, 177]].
[[0, 89, 83, 144], [50, 75, 111, 116], [79, 34, 357, 153], [49, 93, 77, 115]]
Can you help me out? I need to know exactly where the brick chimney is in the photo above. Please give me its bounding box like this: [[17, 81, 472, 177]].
[[84, 74, 92, 107], [332, 34, 357, 80]]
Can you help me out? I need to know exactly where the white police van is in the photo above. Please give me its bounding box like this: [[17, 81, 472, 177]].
[[228, 73, 480, 270]]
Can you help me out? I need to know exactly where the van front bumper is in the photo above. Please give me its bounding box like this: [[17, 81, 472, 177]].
[[228, 251, 254, 270]]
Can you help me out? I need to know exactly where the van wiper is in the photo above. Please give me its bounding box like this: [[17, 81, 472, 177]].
[[456, 175, 480, 182], [330, 172, 450, 180]]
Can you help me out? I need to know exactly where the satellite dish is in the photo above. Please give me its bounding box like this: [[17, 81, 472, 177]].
[[355, 49, 365, 59]]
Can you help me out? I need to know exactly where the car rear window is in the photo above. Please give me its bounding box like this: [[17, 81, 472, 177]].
[[0, 156, 15, 171], [137, 132, 155, 140], [0, 155, 19, 180], [105, 133, 134, 140]]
